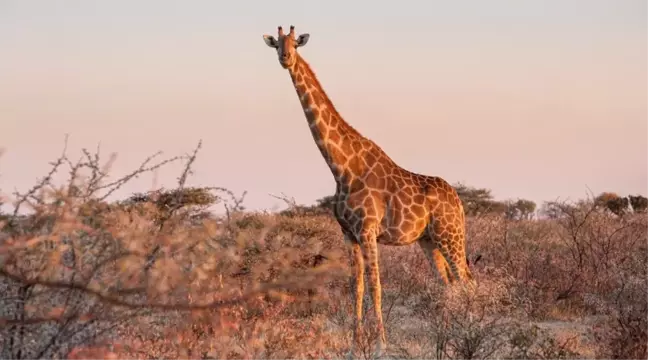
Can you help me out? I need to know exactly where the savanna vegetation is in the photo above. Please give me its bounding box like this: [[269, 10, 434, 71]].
[[0, 141, 646, 359]]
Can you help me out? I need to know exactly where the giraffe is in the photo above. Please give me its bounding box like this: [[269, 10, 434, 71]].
[[262, 25, 475, 358]]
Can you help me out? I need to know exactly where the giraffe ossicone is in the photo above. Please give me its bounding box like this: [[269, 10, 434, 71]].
[[262, 25, 476, 359]]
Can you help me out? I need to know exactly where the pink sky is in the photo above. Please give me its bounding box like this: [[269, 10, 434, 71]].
[[1, 1, 646, 212]]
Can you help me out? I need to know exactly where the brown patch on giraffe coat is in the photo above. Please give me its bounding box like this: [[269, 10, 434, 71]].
[[363, 196, 376, 213], [351, 140, 363, 153], [370, 189, 383, 200], [375, 174, 387, 190], [347, 177, 366, 195], [304, 76, 315, 88], [327, 145, 348, 166], [346, 156, 367, 179], [411, 204, 426, 218], [373, 164, 386, 177], [364, 151, 378, 167], [437, 187, 450, 203], [413, 194, 426, 204], [401, 220, 415, 234], [364, 171, 381, 188], [339, 138, 353, 154], [328, 130, 341, 144], [295, 83, 306, 94], [313, 92, 326, 107], [329, 115, 341, 128], [319, 126, 329, 139]]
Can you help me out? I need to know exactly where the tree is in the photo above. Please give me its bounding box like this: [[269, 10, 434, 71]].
[[540, 201, 575, 219], [120, 186, 220, 225], [504, 199, 537, 220], [314, 195, 336, 212], [594, 192, 629, 217], [629, 195, 648, 213], [278, 194, 335, 218], [453, 183, 506, 217], [607, 197, 629, 217], [594, 192, 620, 207], [515, 199, 537, 219]]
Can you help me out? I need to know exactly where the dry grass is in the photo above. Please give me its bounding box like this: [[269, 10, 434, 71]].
[[0, 144, 646, 359]]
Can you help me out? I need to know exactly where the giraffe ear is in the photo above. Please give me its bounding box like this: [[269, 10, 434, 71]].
[[296, 33, 310, 47], [263, 35, 278, 48]]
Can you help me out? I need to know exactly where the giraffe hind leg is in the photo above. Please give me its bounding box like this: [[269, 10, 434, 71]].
[[431, 223, 473, 284], [418, 236, 455, 285], [438, 241, 473, 285], [359, 232, 387, 358], [346, 236, 365, 359]]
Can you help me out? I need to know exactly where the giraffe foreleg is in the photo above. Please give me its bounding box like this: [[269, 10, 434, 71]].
[[360, 232, 387, 358], [345, 235, 365, 360]]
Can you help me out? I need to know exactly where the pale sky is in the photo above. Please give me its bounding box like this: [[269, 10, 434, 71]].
[[1, 1, 646, 212]]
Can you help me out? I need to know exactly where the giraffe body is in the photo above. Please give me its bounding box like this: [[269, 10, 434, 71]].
[[263, 26, 474, 359]]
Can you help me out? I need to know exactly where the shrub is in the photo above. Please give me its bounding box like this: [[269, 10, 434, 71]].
[[1, 142, 646, 359]]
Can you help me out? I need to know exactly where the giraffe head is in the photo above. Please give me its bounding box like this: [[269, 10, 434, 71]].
[[262, 25, 310, 69]]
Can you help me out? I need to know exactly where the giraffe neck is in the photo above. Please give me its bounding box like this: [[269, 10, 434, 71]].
[[287, 54, 364, 181]]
